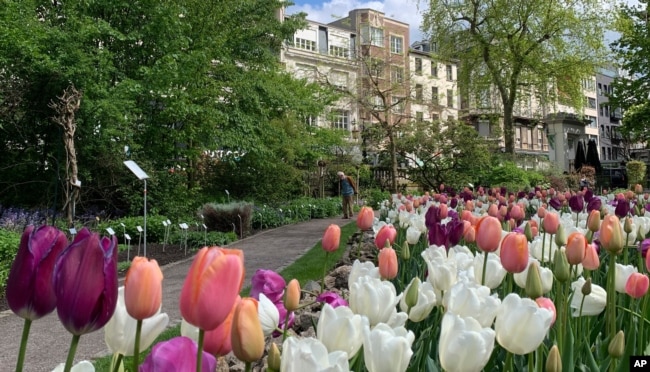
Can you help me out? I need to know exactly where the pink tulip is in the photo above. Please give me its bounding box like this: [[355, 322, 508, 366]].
[[476, 216, 502, 253], [500, 232, 529, 273], [356, 207, 375, 231], [537, 206, 547, 219], [463, 223, 476, 243], [542, 212, 559, 234], [582, 243, 600, 270], [565, 232, 587, 266], [461, 210, 473, 222], [535, 297, 557, 326], [510, 205, 525, 221], [488, 204, 499, 217], [378, 247, 398, 280], [180, 247, 244, 331], [140, 336, 216, 371], [439, 204, 448, 219], [204, 297, 239, 356], [125, 256, 163, 320], [599, 215, 624, 255], [374, 224, 397, 249], [625, 273, 649, 299], [322, 224, 341, 252]]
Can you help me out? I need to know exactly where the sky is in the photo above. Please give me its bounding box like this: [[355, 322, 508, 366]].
[[286, 0, 642, 46]]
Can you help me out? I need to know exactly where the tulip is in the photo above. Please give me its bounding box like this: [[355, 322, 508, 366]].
[[322, 224, 341, 253], [608, 330, 625, 358], [569, 195, 584, 213], [514, 258, 554, 294], [284, 279, 301, 312], [553, 250, 571, 283], [356, 207, 375, 231], [281, 337, 349, 372], [625, 273, 649, 299], [378, 247, 398, 280], [615, 264, 637, 293], [317, 303, 367, 359], [316, 292, 348, 308], [476, 216, 502, 253], [565, 232, 587, 266], [104, 287, 169, 356], [348, 259, 380, 288], [582, 243, 600, 270], [535, 297, 557, 326], [363, 323, 415, 372], [421, 246, 457, 292], [554, 224, 567, 248], [374, 224, 397, 249], [268, 343, 281, 371], [250, 269, 286, 303], [180, 247, 244, 331], [405, 226, 422, 245], [231, 298, 265, 363], [543, 212, 559, 234], [537, 206, 547, 219], [51, 360, 95, 372], [443, 280, 501, 328], [124, 256, 163, 320], [570, 277, 607, 316], [399, 278, 436, 322], [349, 276, 399, 326], [139, 336, 217, 372], [546, 345, 562, 372], [7, 225, 68, 320], [473, 252, 507, 289], [500, 232, 529, 273], [638, 238, 650, 258], [525, 261, 544, 299], [438, 313, 495, 372], [54, 227, 119, 335], [495, 293, 553, 355], [615, 198, 630, 218], [204, 298, 238, 357]]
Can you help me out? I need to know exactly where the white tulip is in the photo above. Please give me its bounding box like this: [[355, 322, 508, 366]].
[[258, 293, 280, 336], [348, 259, 380, 289], [281, 337, 349, 372], [52, 361, 95, 372], [317, 304, 368, 359], [570, 277, 607, 316], [363, 323, 414, 372], [439, 313, 495, 372], [180, 318, 199, 341], [443, 279, 500, 328], [421, 246, 457, 291], [616, 264, 638, 293], [514, 258, 554, 294], [399, 278, 436, 322], [104, 287, 169, 356], [349, 276, 400, 326], [473, 252, 506, 289], [406, 226, 422, 245], [530, 234, 559, 263], [495, 293, 553, 355]]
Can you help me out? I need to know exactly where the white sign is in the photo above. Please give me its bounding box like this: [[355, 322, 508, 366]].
[[180, 223, 189, 229], [137, 226, 143, 232], [166, 219, 171, 225], [69, 228, 77, 235], [106, 228, 115, 235], [202, 224, 207, 229], [162, 221, 168, 227], [124, 234, 131, 241]]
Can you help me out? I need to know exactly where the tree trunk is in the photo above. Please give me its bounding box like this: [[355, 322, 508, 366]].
[[388, 132, 398, 193], [503, 101, 516, 155]]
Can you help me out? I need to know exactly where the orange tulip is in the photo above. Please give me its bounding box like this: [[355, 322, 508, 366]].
[[542, 212, 559, 234], [378, 246, 398, 280], [284, 279, 301, 312], [124, 256, 163, 320], [500, 232, 529, 273], [463, 223, 476, 243], [476, 216, 502, 253], [461, 210, 473, 222], [180, 247, 244, 331], [439, 204, 449, 219], [204, 296, 240, 356], [322, 224, 341, 253], [510, 205, 525, 221], [231, 298, 265, 363], [599, 215, 624, 255], [565, 232, 587, 266], [356, 207, 375, 231], [487, 204, 499, 217], [587, 210, 601, 233], [537, 206, 547, 219], [582, 243, 600, 270], [374, 224, 397, 249]]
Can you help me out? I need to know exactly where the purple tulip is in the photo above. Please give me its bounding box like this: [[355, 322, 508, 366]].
[[450, 198, 458, 209], [614, 198, 630, 218], [139, 336, 217, 372], [53, 227, 118, 335], [549, 198, 562, 211], [6, 225, 68, 320], [638, 239, 650, 258], [645, 203, 650, 213], [587, 197, 602, 213], [316, 292, 348, 308], [250, 269, 286, 303], [583, 189, 594, 203], [569, 195, 584, 213]]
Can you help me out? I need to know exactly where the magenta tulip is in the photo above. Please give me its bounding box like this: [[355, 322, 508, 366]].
[[53, 227, 119, 335], [140, 336, 217, 372], [250, 269, 286, 304], [7, 225, 68, 320]]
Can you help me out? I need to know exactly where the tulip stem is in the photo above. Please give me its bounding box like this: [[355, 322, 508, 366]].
[[63, 334, 81, 372], [481, 252, 488, 286], [111, 354, 123, 372], [15, 318, 31, 372], [541, 232, 547, 265], [282, 308, 291, 343], [133, 319, 142, 372], [638, 295, 648, 354], [196, 329, 204, 372], [504, 351, 514, 372], [245, 362, 252, 372], [606, 253, 617, 340], [321, 252, 330, 293]]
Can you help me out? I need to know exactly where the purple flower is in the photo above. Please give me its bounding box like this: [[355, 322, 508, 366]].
[[583, 189, 594, 203], [53, 227, 118, 335], [517, 191, 527, 200], [274, 302, 295, 337], [450, 198, 458, 209], [569, 195, 584, 213], [587, 197, 602, 213], [645, 203, 650, 213], [428, 218, 464, 249], [250, 269, 286, 303], [549, 198, 562, 211], [638, 239, 650, 258], [6, 225, 68, 320], [139, 336, 217, 372], [614, 198, 630, 218], [317, 292, 348, 308]]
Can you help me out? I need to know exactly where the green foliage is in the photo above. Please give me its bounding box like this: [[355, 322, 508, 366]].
[[0, 229, 20, 289], [200, 202, 253, 237], [484, 162, 535, 191], [250, 197, 342, 229], [626, 160, 646, 187], [184, 230, 237, 248], [363, 188, 391, 210], [93, 215, 172, 244]]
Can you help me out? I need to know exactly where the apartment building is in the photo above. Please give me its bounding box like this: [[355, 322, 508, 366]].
[[596, 68, 624, 166]]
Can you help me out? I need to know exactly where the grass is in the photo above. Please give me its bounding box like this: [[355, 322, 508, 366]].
[[93, 221, 358, 371]]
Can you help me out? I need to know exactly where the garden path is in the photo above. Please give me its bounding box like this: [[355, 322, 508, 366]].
[[0, 216, 352, 372]]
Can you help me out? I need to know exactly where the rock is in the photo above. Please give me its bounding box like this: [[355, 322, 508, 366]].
[[303, 280, 321, 293]]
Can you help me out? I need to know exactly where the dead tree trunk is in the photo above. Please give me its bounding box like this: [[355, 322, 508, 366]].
[[49, 85, 82, 227]]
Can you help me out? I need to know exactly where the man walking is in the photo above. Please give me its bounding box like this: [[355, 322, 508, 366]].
[[337, 171, 357, 219]]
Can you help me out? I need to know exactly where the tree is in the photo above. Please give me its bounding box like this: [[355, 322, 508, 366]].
[[395, 118, 494, 190], [421, 0, 610, 154], [610, 0, 650, 144]]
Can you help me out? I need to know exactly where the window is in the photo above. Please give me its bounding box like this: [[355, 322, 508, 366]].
[[587, 116, 597, 127], [446, 89, 454, 107], [447, 115, 455, 121], [432, 87, 439, 105], [391, 96, 405, 113], [331, 110, 349, 130], [604, 105, 610, 117], [304, 115, 317, 127], [295, 38, 316, 51], [416, 111, 423, 122], [415, 84, 423, 102], [415, 58, 422, 75], [329, 45, 349, 58], [431, 63, 438, 77], [330, 71, 348, 91], [446, 65, 453, 81], [587, 97, 596, 109], [603, 85, 608, 96], [391, 66, 404, 83], [598, 83, 602, 96], [361, 25, 383, 47], [367, 58, 384, 78], [390, 35, 403, 54], [599, 106, 604, 116], [372, 96, 384, 110], [431, 113, 440, 121], [582, 79, 595, 92]]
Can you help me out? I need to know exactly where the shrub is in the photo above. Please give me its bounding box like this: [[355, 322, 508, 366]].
[[363, 188, 391, 210], [200, 202, 253, 238], [627, 160, 647, 187], [484, 162, 532, 191], [0, 229, 21, 289]]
